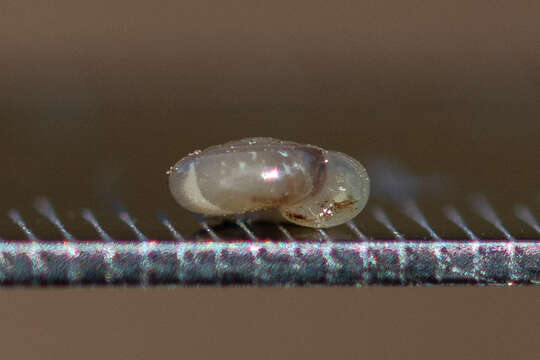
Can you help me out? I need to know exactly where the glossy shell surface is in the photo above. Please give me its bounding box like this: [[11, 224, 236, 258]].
[[168, 137, 370, 228]]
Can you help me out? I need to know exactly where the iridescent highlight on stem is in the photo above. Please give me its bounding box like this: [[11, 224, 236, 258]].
[[0, 240, 537, 286]]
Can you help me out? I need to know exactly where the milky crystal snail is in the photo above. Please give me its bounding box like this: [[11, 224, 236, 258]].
[[168, 137, 370, 228]]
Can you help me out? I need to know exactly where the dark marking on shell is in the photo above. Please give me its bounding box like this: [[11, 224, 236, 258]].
[[333, 199, 358, 210], [284, 212, 308, 221]]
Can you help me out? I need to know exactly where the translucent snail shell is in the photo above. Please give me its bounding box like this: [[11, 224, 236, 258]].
[[168, 137, 370, 228]]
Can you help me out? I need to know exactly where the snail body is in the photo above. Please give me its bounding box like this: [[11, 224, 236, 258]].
[[168, 137, 369, 228]]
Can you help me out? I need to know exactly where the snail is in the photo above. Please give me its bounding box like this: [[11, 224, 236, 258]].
[[168, 137, 369, 228]]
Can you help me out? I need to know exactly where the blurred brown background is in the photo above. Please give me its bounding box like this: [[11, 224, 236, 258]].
[[0, 1, 539, 359]]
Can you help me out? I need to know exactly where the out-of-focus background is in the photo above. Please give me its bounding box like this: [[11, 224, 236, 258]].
[[0, 1, 539, 359]]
